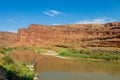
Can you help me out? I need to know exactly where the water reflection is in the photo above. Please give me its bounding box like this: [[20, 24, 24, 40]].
[[38, 72, 120, 80], [36, 55, 120, 80]]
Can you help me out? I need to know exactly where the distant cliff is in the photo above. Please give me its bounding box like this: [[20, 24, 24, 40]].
[[0, 32, 17, 47], [17, 22, 120, 48]]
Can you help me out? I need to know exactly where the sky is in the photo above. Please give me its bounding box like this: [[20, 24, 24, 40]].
[[0, 0, 120, 32]]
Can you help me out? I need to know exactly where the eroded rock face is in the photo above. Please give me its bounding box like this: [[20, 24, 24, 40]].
[[0, 32, 17, 47], [17, 22, 120, 48], [105, 22, 120, 27]]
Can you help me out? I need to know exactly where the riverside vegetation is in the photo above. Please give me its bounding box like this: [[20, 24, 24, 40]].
[[0, 46, 50, 80], [0, 47, 34, 80], [58, 48, 120, 61]]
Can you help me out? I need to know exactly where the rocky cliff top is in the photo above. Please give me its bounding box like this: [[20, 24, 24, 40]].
[[16, 22, 120, 48]]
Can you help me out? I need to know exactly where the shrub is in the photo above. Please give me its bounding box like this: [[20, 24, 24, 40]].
[[0, 56, 34, 80], [59, 50, 89, 58], [0, 47, 13, 54], [58, 48, 120, 61]]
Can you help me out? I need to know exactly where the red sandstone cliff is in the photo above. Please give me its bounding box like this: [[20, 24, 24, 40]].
[[0, 32, 17, 47], [17, 22, 120, 48]]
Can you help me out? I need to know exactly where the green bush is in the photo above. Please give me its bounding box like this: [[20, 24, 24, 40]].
[[0, 47, 13, 54], [59, 50, 89, 58], [58, 48, 120, 61], [22, 46, 29, 50], [0, 56, 34, 80]]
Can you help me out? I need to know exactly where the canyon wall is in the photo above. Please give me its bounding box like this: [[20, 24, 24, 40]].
[[0, 32, 17, 47], [17, 22, 120, 48]]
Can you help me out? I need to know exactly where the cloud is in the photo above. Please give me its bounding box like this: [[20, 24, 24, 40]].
[[7, 30, 17, 33], [52, 24, 61, 25], [1, 30, 17, 33], [6, 19, 16, 23], [43, 10, 62, 17], [75, 18, 116, 24]]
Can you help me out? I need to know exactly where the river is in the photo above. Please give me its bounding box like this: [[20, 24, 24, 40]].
[[35, 55, 120, 80]]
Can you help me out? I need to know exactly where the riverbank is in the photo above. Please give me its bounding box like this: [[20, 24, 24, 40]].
[[34, 47, 120, 62], [0, 47, 34, 80], [1, 46, 120, 61], [0, 57, 34, 80], [40, 50, 72, 59], [57, 48, 120, 61]]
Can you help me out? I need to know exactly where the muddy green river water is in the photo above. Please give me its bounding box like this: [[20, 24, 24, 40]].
[[36, 55, 120, 80]]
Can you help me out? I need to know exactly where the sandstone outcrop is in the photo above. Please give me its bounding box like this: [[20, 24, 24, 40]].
[[16, 22, 120, 48], [0, 32, 17, 47]]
